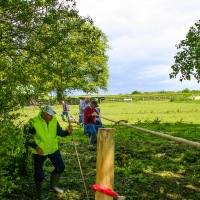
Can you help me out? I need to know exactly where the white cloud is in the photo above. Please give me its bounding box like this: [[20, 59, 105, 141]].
[[76, 0, 200, 94]]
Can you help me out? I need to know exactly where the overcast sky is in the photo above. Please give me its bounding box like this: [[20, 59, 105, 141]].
[[76, 0, 200, 94]]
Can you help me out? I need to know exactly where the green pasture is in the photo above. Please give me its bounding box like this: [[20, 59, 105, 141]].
[[5, 100, 200, 200], [99, 101, 200, 124], [18, 100, 200, 125]]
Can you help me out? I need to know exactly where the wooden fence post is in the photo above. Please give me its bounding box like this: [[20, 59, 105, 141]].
[[95, 128, 115, 200]]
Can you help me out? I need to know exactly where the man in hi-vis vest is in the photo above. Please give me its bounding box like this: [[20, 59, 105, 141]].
[[26, 105, 73, 200]]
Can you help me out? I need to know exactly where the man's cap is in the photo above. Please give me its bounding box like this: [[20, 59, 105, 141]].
[[91, 100, 98, 107], [41, 105, 56, 116]]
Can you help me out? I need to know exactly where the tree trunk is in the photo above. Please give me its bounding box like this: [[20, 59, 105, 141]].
[[57, 89, 63, 101]]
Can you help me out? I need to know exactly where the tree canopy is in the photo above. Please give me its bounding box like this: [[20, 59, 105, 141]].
[[170, 20, 200, 83], [0, 0, 109, 195], [0, 0, 109, 106]]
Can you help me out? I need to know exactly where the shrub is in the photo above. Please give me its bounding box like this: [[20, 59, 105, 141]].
[[131, 91, 142, 94], [182, 88, 190, 93], [0, 116, 26, 196]]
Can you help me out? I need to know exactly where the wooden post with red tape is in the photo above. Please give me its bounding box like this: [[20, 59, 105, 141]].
[[95, 128, 115, 200]]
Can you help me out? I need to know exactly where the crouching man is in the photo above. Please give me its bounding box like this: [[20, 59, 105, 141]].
[[84, 100, 104, 146], [25, 105, 73, 200]]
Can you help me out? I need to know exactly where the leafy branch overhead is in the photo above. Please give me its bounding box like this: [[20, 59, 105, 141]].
[[170, 20, 200, 82], [0, 0, 110, 104]]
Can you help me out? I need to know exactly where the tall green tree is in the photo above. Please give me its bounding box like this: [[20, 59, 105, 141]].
[[170, 20, 200, 82], [0, 0, 109, 195], [39, 8, 109, 100], [0, 0, 109, 106]]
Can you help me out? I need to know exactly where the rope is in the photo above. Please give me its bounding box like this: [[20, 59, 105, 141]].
[[112, 120, 128, 128], [100, 115, 200, 148], [68, 118, 89, 200]]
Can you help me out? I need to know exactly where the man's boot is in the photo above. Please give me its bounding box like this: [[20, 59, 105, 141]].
[[35, 181, 45, 200], [89, 135, 96, 146], [50, 172, 64, 194]]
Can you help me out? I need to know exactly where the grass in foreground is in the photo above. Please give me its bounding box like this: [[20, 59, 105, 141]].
[[3, 101, 200, 199]]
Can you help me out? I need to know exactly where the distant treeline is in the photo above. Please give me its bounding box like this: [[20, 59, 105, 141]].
[[59, 88, 200, 104], [27, 88, 200, 106]]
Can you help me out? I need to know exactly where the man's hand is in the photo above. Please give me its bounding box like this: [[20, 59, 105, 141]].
[[36, 146, 44, 155], [92, 112, 98, 116], [67, 124, 73, 134]]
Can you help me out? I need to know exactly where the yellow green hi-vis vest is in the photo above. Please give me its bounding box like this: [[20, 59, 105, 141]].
[[31, 113, 58, 155]]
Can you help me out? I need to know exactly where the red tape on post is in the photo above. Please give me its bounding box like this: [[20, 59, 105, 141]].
[[91, 184, 118, 197]]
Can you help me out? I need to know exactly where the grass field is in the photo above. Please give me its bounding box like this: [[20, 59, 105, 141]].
[[4, 100, 200, 200], [17, 100, 200, 124]]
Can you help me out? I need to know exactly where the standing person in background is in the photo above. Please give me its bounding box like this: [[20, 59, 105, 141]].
[[79, 97, 90, 124], [25, 105, 73, 200], [61, 100, 70, 122]]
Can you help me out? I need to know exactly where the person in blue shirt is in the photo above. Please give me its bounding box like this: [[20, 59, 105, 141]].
[[79, 97, 90, 124]]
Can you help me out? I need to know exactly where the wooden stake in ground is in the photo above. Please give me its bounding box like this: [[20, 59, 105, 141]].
[[96, 128, 115, 200]]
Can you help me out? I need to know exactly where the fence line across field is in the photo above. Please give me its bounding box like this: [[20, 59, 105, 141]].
[[100, 115, 200, 148]]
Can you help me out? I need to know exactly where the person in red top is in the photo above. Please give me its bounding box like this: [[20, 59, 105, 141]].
[[84, 100, 104, 146]]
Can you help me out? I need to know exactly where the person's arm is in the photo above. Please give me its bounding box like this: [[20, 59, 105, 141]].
[[57, 122, 73, 137], [24, 121, 44, 155], [84, 107, 97, 119]]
